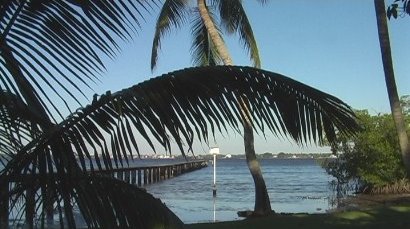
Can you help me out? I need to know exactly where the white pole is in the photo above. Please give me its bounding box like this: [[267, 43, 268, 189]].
[[209, 147, 219, 197], [213, 154, 216, 185]]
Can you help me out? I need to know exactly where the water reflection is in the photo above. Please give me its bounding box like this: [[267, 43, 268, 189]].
[[213, 197, 216, 222]]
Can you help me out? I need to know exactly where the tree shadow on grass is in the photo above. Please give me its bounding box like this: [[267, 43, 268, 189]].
[[187, 204, 410, 229]]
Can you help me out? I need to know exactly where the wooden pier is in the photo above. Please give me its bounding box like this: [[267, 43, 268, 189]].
[[0, 160, 207, 228], [97, 160, 208, 185]]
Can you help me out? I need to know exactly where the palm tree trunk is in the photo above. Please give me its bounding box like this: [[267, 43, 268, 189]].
[[197, 0, 272, 215], [374, 0, 410, 176], [197, 0, 233, 66], [243, 118, 273, 215]]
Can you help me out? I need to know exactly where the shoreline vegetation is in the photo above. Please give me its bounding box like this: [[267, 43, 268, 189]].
[[187, 194, 410, 229]]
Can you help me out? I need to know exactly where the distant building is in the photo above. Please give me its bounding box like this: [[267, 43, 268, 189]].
[[224, 154, 232, 159], [158, 154, 175, 159]]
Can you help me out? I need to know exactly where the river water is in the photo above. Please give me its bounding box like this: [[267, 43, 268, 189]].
[[144, 158, 334, 223], [0, 158, 336, 225]]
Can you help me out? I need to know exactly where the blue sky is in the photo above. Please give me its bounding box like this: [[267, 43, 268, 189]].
[[90, 0, 409, 155]]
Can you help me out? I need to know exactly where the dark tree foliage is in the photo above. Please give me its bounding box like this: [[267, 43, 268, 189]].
[[325, 107, 410, 193]]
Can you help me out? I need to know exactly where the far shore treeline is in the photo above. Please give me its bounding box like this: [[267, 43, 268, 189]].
[[170, 152, 333, 161]]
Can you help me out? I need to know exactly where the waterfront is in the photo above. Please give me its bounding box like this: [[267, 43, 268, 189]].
[[0, 158, 335, 225], [144, 158, 334, 223]]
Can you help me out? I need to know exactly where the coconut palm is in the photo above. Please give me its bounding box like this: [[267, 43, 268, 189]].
[[151, 0, 277, 215], [374, 0, 410, 176]]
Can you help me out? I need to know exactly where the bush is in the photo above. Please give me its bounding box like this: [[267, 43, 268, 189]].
[[325, 109, 409, 193]]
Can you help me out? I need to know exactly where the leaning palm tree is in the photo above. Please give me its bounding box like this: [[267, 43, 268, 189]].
[[1, 66, 359, 228], [151, 0, 275, 215], [374, 0, 410, 176]]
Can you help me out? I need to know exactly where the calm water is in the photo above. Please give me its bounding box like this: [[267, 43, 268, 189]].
[[0, 158, 335, 225], [144, 158, 334, 223]]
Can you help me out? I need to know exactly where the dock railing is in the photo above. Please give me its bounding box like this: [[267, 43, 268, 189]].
[[96, 160, 208, 185]]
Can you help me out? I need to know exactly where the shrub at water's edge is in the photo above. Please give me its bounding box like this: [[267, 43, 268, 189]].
[[324, 99, 410, 194]]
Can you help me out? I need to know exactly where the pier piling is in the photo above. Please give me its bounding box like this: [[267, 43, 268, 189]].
[[0, 183, 9, 229]]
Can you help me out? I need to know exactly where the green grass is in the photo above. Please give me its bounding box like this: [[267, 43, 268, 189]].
[[186, 204, 410, 229]]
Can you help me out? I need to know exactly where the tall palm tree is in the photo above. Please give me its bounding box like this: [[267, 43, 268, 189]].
[[374, 0, 410, 176], [196, 0, 271, 215], [151, 0, 275, 215]]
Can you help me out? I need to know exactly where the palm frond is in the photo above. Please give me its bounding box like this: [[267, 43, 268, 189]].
[[8, 66, 359, 174], [0, 90, 41, 163], [1, 174, 184, 228], [214, 0, 261, 68], [1, 0, 156, 120], [190, 7, 223, 66], [256, 0, 269, 5], [77, 176, 184, 228], [1, 65, 359, 228], [151, 0, 189, 71]]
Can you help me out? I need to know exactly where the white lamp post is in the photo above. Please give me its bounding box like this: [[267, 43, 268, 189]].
[[209, 147, 219, 197]]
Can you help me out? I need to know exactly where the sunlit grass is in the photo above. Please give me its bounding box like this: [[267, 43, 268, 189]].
[[388, 205, 410, 212], [335, 211, 374, 220]]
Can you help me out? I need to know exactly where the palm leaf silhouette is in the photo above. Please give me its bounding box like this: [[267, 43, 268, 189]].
[[1, 0, 157, 119], [1, 66, 359, 228]]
